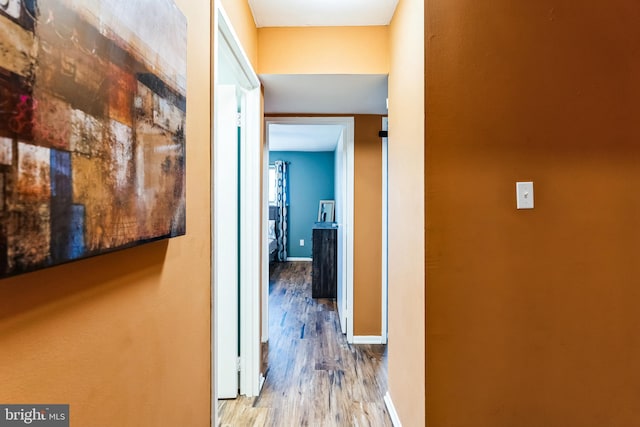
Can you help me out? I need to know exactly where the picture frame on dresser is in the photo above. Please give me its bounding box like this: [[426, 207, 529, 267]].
[[317, 200, 335, 223]]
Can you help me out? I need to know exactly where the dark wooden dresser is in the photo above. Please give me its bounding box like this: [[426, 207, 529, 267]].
[[312, 224, 337, 299]]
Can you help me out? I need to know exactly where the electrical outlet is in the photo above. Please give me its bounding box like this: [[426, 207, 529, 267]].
[[300, 239, 304, 246]]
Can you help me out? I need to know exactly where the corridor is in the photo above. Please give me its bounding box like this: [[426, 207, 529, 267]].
[[218, 262, 391, 426]]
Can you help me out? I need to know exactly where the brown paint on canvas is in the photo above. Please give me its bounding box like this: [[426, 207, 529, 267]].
[[133, 75, 186, 239], [0, 14, 35, 78], [71, 153, 111, 251], [0, 138, 12, 166], [69, 109, 104, 158], [0, 71, 34, 141], [135, 82, 155, 121], [134, 123, 185, 238], [32, 89, 72, 151], [8, 143, 52, 271], [108, 63, 136, 127], [15, 143, 50, 202], [6, 202, 51, 271], [36, 7, 109, 119]]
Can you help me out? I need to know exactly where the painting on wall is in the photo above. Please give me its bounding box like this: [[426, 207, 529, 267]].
[[0, 0, 187, 278]]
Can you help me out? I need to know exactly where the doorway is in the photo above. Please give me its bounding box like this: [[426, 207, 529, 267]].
[[263, 117, 355, 342], [212, 2, 262, 418]]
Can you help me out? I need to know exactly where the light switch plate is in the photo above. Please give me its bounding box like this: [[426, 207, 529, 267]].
[[516, 182, 534, 209], [300, 239, 304, 246]]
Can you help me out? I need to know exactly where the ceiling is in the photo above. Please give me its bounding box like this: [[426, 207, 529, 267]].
[[269, 124, 343, 152], [248, 0, 399, 27], [261, 74, 388, 115]]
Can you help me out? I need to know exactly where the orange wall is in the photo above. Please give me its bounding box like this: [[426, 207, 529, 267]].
[[0, 1, 212, 426], [353, 115, 383, 335], [387, 0, 426, 424], [258, 26, 389, 75], [426, 0, 640, 426], [220, 0, 258, 70]]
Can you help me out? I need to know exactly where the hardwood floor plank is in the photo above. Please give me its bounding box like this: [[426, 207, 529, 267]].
[[218, 262, 391, 426]]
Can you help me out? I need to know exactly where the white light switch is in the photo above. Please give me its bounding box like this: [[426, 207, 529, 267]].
[[516, 182, 534, 209], [300, 239, 305, 246]]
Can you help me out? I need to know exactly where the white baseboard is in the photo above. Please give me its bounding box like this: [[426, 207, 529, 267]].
[[286, 257, 312, 262], [352, 335, 385, 345], [384, 391, 402, 427]]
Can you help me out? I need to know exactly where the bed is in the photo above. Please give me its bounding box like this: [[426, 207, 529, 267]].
[[269, 206, 279, 262]]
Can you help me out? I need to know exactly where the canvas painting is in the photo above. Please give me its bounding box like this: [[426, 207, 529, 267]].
[[0, 0, 187, 277]]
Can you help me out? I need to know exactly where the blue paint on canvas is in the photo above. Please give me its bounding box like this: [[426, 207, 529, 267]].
[[50, 149, 75, 262], [69, 205, 86, 260], [50, 149, 71, 201]]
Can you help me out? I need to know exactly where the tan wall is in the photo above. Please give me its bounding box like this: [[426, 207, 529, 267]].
[[353, 115, 383, 336], [387, 0, 426, 424], [220, 0, 258, 70], [0, 1, 212, 426], [425, 1, 640, 426], [258, 26, 389, 75]]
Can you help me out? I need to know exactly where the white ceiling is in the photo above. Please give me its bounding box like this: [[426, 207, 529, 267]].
[[261, 74, 388, 115], [261, 75, 387, 153], [269, 124, 343, 152], [248, 0, 399, 27]]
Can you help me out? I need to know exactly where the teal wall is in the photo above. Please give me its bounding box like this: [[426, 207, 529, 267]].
[[269, 151, 335, 258]]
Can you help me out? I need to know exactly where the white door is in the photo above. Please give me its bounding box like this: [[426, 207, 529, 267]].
[[215, 84, 239, 399]]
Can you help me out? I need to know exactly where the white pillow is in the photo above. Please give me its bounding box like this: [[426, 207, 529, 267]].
[[268, 220, 276, 239]]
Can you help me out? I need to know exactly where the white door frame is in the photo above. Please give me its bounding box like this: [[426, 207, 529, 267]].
[[334, 130, 347, 335], [212, 3, 262, 424], [381, 117, 389, 344], [263, 116, 355, 343], [239, 85, 262, 397], [261, 129, 270, 343]]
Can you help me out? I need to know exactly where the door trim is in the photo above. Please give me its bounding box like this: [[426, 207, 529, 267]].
[[381, 117, 388, 344], [353, 335, 385, 345], [239, 86, 262, 397], [384, 392, 403, 427], [212, 4, 262, 425], [264, 116, 355, 343]]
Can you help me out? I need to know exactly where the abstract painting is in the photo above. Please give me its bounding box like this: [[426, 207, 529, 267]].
[[0, 0, 187, 278]]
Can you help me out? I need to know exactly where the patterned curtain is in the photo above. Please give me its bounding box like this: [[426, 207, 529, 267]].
[[275, 161, 288, 261]]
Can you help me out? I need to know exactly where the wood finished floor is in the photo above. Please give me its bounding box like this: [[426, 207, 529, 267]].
[[218, 261, 391, 427]]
